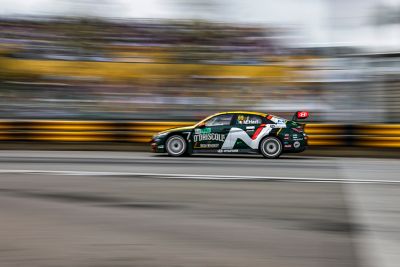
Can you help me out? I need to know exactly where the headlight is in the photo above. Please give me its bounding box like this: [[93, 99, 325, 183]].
[[153, 132, 168, 139]]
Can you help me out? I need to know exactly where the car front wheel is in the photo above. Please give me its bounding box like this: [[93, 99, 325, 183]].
[[165, 135, 187, 157], [259, 137, 282, 159]]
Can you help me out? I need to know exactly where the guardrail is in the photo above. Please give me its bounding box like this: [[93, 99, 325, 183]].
[[0, 121, 193, 143], [354, 124, 400, 148], [304, 124, 348, 146], [0, 121, 399, 148]]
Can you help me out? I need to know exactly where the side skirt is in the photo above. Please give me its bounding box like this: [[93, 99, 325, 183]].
[[192, 149, 259, 154]]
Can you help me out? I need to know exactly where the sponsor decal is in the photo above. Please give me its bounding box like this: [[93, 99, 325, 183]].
[[243, 120, 259, 124], [193, 133, 226, 142], [269, 115, 287, 124], [218, 149, 239, 153], [158, 145, 164, 149], [291, 134, 304, 141], [293, 141, 301, 148], [296, 111, 309, 119], [196, 143, 219, 149], [237, 115, 260, 125], [284, 134, 290, 140], [195, 128, 211, 134], [284, 144, 292, 148], [246, 126, 255, 130], [221, 125, 273, 149]]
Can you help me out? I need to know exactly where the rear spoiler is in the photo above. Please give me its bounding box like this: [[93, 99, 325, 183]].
[[292, 111, 309, 122]]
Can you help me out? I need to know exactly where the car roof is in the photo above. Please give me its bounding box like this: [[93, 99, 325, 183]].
[[213, 111, 268, 117], [196, 111, 270, 126]]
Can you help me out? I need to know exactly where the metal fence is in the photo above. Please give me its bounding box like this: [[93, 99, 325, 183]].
[[0, 120, 399, 148]]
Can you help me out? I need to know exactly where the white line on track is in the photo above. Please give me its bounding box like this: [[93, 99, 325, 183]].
[[0, 169, 399, 184]]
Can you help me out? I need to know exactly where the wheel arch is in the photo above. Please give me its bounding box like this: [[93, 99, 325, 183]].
[[164, 131, 192, 156], [260, 127, 285, 144], [258, 135, 284, 159], [164, 131, 191, 142], [258, 134, 283, 151]]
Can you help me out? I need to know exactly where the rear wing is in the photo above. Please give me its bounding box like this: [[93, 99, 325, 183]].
[[292, 111, 309, 122]]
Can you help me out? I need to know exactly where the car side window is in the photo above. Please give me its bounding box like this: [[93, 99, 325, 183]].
[[236, 114, 263, 125], [205, 114, 233, 127]]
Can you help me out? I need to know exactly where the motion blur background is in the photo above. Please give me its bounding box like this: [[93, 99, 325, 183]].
[[1, 0, 400, 123], [2, 3, 400, 267]]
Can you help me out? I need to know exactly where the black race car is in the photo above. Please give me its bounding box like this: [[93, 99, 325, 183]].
[[151, 111, 309, 158]]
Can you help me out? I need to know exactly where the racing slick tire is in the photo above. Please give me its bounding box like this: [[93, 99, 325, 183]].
[[259, 136, 283, 159], [165, 135, 187, 157]]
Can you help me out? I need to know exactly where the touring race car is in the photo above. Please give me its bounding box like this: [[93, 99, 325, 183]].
[[151, 111, 309, 158]]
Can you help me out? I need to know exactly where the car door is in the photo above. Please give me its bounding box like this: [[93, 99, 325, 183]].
[[224, 113, 265, 150], [192, 114, 233, 152]]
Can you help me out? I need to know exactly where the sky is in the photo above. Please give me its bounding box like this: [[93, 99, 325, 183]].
[[1, 0, 399, 49]]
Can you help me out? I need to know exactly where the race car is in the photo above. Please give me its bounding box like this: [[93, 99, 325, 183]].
[[151, 111, 309, 158]]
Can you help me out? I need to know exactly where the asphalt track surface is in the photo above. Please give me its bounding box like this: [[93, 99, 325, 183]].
[[0, 151, 399, 267]]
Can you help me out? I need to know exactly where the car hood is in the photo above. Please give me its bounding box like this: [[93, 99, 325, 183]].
[[159, 125, 195, 135]]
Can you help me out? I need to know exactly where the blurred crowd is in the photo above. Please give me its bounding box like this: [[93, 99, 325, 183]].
[[1, 17, 400, 122], [0, 17, 284, 64]]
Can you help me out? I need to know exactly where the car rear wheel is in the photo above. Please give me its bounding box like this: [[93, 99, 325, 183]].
[[260, 137, 282, 159], [165, 135, 187, 157]]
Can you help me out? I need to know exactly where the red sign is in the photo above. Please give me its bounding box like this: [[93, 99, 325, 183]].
[[296, 111, 309, 119]]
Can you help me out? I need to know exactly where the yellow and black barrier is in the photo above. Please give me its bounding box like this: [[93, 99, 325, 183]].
[[354, 124, 400, 148], [0, 120, 399, 148], [304, 124, 347, 146], [0, 120, 194, 143]]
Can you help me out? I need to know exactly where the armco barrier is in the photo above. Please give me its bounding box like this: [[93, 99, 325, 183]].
[[0, 120, 399, 148], [355, 124, 400, 148], [0, 120, 194, 143], [304, 124, 347, 146]]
